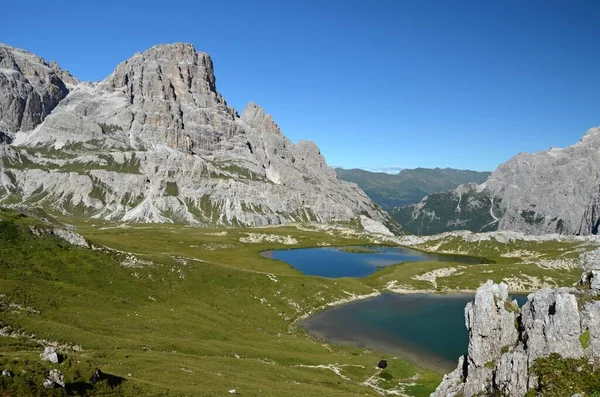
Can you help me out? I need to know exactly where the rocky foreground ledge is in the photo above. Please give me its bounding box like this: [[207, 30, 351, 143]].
[[433, 274, 600, 396]]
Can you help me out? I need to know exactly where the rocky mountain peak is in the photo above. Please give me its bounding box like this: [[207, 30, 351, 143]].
[[103, 42, 228, 110], [241, 102, 281, 135], [395, 124, 600, 236], [61, 42, 241, 152], [48, 60, 79, 89], [578, 126, 600, 147], [0, 43, 396, 230], [0, 43, 72, 136]]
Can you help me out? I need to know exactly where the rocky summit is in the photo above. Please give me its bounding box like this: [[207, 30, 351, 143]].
[[395, 127, 600, 236], [0, 44, 77, 142], [0, 43, 396, 230]]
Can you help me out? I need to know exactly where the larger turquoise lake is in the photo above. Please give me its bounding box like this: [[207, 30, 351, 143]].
[[302, 293, 527, 372], [264, 245, 481, 278]]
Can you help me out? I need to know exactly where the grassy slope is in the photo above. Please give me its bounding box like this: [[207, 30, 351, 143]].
[[0, 211, 441, 396], [0, 209, 595, 396], [335, 168, 490, 208]]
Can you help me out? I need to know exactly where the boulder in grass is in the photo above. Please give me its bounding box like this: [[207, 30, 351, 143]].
[[43, 369, 65, 388], [40, 346, 60, 364], [377, 359, 388, 369]]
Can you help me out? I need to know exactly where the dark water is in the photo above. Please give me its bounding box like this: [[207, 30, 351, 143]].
[[264, 245, 481, 278], [302, 293, 528, 373]]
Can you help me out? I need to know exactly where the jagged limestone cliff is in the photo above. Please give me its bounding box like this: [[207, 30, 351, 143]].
[[396, 127, 600, 236], [0, 43, 397, 230], [0, 44, 76, 140], [433, 277, 600, 396]]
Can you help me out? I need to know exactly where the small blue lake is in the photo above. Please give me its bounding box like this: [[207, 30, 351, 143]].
[[263, 245, 481, 278]]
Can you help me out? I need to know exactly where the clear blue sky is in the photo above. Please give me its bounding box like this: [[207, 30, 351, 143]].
[[2, 0, 599, 172]]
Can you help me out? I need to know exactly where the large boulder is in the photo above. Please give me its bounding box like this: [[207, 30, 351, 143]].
[[40, 346, 59, 364]]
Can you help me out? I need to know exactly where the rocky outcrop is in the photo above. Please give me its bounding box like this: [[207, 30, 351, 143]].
[[0, 44, 74, 137], [432, 278, 600, 396], [43, 369, 65, 388], [399, 127, 600, 236], [0, 43, 396, 230], [50, 227, 89, 247]]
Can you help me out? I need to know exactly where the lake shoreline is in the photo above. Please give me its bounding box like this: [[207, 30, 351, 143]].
[[299, 292, 529, 375]]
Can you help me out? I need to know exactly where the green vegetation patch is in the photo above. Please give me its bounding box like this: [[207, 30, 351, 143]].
[[580, 328, 591, 349], [390, 190, 503, 235], [526, 353, 600, 396], [165, 181, 179, 196], [1, 206, 594, 396]]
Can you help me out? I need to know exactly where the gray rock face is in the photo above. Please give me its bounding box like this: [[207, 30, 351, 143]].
[[432, 278, 600, 397], [0, 44, 74, 137], [401, 127, 600, 236], [487, 129, 600, 235], [521, 289, 584, 363], [98, 43, 240, 153], [0, 43, 396, 230], [465, 282, 518, 368]]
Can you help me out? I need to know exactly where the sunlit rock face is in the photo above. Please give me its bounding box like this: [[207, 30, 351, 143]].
[[432, 277, 600, 397], [0, 43, 397, 230], [0, 44, 75, 137]]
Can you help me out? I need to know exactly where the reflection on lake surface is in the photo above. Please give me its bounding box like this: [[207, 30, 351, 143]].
[[302, 293, 527, 373], [264, 245, 481, 278]]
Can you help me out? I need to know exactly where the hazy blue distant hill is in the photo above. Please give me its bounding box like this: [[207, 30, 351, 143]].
[[335, 167, 491, 208]]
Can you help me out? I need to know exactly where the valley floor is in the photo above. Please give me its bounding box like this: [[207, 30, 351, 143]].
[[0, 209, 596, 396]]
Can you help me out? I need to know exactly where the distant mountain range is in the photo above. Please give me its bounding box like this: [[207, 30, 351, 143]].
[[335, 167, 491, 208], [393, 127, 600, 236]]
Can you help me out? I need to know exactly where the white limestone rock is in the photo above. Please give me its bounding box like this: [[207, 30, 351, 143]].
[[51, 228, 89, 247], [360, 215, 393, 236], [40, 346, 59, 364], [432, 278, 600, 397], [0, 43, 397, 231], [43, 369, 65, 388]]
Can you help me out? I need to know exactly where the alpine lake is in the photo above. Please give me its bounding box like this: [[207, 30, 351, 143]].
[[263, 245, 526, 372]]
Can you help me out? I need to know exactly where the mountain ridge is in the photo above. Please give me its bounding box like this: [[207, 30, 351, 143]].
[[336, 167, 491, 208], [0, 43, 398, 232]]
